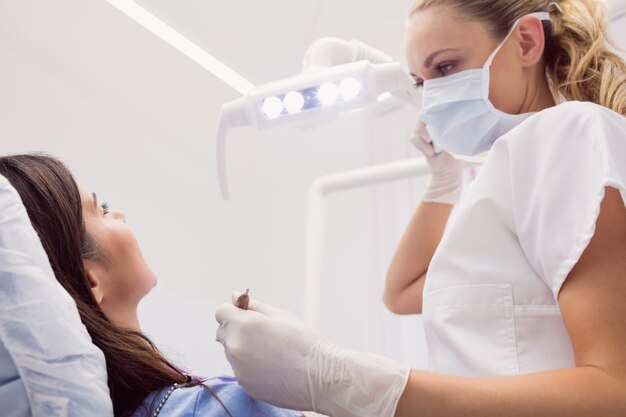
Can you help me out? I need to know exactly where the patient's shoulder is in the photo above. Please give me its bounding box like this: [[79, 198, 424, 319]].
[[134, 377, 301, 417]]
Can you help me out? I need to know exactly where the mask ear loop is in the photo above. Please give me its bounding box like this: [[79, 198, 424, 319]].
[[480, 21, 518, 97], [480, 12, 550, 97], [545, 3, 564, 103], [547, 2, 564, 15]]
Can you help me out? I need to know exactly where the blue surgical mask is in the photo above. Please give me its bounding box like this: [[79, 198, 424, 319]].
[[420, 12, 551, 157]]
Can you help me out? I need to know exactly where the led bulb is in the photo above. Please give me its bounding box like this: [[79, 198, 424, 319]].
[[339, 78, 361, 101], [317, 83, 339, 106], [262, 96, 284, 119], [284, 91, 305, 114], [377, 92, 392, 102]]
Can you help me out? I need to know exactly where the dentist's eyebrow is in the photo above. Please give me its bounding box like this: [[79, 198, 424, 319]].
[[92, 192, 98, 211], [424, 48, 459, 68]]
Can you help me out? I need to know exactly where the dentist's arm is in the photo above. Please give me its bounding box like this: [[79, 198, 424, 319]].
[[216, 187, 626, 417], [384, 201, 454, 314], [394, 187, 626, 416], [384, 119, 463, 314], [216, 296, 411, 417]]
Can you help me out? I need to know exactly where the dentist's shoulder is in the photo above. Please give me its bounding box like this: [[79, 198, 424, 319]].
[[499, 100, 626, 152]]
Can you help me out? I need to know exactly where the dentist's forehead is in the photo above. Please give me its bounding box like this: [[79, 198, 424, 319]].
[[405, 8, 492, 65]]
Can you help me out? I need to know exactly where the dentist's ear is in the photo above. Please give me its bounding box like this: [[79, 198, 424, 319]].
[[516, 16, 546, 67], [84, 261, 105, 304]]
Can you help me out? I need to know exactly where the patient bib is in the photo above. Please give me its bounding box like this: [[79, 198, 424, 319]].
[[133, 376, 302, 416]]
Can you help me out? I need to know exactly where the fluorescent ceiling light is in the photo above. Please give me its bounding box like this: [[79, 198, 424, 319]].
[[105, 0, 254, 95]]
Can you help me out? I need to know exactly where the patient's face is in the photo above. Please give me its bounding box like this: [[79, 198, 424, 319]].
[[79, 185, 156, 330]]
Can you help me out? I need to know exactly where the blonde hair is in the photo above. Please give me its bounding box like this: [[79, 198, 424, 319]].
[[410, 0, 626, 115]]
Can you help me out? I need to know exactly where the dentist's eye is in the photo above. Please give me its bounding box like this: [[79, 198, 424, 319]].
[[101, 202, 110, 215], [413, 79, 424, 89], [437, 63, 454, 77]]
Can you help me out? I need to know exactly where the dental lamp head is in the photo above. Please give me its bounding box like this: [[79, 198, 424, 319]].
[[216, 59, 419, 199]]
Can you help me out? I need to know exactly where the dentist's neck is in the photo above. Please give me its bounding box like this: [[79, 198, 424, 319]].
[[521, 64, 557, 113]]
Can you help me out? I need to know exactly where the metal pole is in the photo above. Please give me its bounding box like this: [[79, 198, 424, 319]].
[[303, 158, 430, 328]]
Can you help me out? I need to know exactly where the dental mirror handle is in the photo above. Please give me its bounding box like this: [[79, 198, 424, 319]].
[[235, 288, 250, 310]]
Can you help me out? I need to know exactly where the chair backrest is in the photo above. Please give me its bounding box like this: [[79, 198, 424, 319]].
[[0, 174, 113, 417]]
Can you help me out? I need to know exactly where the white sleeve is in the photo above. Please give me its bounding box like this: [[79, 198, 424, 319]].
[[0, 175, 113, 417], [506, 104, 626, 299]]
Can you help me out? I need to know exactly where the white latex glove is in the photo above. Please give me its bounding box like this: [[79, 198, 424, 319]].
[[215, 294, 410, 417], [411, 114, 464, 205]]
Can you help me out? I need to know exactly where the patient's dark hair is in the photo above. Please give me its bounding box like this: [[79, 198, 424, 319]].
[[0, 154, 231, 417]]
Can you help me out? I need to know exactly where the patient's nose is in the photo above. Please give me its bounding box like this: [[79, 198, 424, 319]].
[[112, 210, 126, 223]]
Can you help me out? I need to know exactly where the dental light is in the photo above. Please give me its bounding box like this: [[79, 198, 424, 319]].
[[217, 40, 419, 199]]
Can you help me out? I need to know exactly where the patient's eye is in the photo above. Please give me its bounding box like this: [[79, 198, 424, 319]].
[[101, 202, 110, 215]]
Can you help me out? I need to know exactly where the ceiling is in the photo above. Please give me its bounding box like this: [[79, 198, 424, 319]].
[[133, 0, 416, 86], [130, 0, 626, 91]]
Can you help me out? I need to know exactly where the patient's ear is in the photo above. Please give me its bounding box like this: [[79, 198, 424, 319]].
[[84, 261, 104, 304]]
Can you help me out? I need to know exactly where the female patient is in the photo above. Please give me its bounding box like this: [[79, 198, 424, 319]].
[[0, 154, 301, 417]]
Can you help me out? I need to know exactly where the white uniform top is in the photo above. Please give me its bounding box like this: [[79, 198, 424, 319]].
[[422, 101, 626, 376]]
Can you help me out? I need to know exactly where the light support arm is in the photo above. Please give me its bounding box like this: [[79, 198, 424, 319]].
[[302, 37, 394, 69], [303, 158, 431, 329]]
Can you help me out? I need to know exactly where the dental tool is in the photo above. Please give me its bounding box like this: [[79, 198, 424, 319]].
[[235, 289, 250, 310]]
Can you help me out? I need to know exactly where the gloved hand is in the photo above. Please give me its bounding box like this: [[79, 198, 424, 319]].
[[411, 114, 464, 205], [215, 294, 410, 417]]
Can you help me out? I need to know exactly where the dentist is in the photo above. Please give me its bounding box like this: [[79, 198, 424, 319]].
[[216, 1, 626, 416]]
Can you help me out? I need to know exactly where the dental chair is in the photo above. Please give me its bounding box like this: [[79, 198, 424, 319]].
[[0, 174, 112, 417]]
